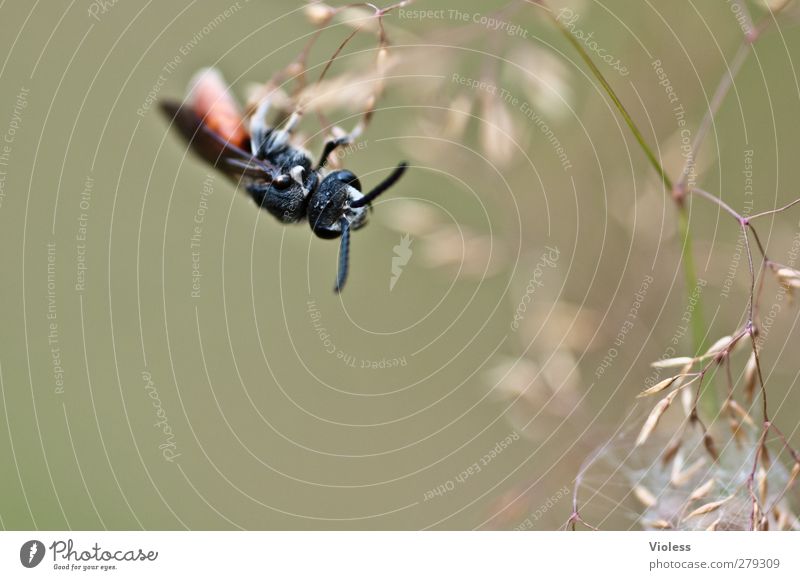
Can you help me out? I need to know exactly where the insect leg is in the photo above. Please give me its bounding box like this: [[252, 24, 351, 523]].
[[316, 94, 376, 169], [249, 97, 272, 156], [316, 135, 350, 169], [282, 110, 303, 133], [334, 217, 351, 293]]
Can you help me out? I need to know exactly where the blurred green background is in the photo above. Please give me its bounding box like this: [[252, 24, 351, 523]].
[[1, 0, 799, 530]]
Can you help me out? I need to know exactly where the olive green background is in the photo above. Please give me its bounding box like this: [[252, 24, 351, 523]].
[[1, 0, 799, 530]]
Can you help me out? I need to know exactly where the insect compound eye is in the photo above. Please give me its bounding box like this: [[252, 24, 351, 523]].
[[273, 174, 292, 190]]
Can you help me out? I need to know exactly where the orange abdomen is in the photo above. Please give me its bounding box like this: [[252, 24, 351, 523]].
[[188, 68, 248, 149]]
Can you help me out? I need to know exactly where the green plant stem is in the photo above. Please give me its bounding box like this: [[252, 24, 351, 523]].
[[552, 17, 670, 189], [547, 8, 716, 415], [677, 208, 709, 358]]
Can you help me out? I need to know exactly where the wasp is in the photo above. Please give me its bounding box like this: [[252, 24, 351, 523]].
[[160, 68, 407, 292]]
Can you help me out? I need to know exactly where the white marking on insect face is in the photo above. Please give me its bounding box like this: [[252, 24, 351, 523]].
[[347, 186, 364, 207], [346, 187, 369, 229], [290, 165, 305, 185]]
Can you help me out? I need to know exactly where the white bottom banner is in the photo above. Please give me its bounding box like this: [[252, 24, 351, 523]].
[[1, 531, 798, 579]]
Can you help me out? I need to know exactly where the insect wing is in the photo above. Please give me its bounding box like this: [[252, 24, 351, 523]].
[[160, 68, 277, 183], [160, 100, 276, 184]]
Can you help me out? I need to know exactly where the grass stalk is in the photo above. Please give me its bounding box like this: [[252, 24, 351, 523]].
[[546, 7, 715, 414]]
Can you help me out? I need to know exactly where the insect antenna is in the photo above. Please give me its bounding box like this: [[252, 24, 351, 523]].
[[350, 162, 408, 208], [334, 217, 351, 293]]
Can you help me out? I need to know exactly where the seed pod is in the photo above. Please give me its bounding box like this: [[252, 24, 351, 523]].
[[689, 478, 715, 502], [680, 383, 694, 416], [636, 375, 681, 398], [304, 3, 336, 26], [686, 495, 732, 519], [787, 462, 800, 491], [509, 45, 573, 119], [763, 0, 793, 14], [729, 418, 746, 445], [758, 468, 769, 505], [743, 352, 758, 403], [726, 398, 755, 427], [775, 267, 800, 299], [671, 457, 706, 488], [661, 437, 682, 465], [751, 500, 761, 530], [703, 433, 719, 461], [648, 519, 672, 530], [376, 47, 390, 74], [338, 7, 380, 33], [670, 450, 685, 484], [479, 96, 515, 167], [760, 442, 772, 469], [636, 390, 679, 446], [774, 506, 788, 530], [633, 485, 657, 508], [651, 356, 695, 369], [704, 335, 733, 359], [441, 94, 472, 140], [776, 267, 800, 281]]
